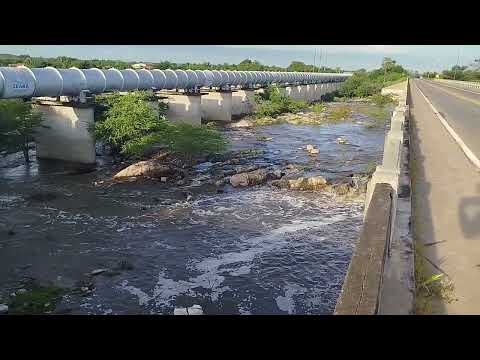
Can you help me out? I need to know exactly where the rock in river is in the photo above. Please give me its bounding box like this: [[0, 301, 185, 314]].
[[229, 119, 253, 128], [114, 159, 181, 179], [230, 168, 282, 187], [288, 176, 327, 190]]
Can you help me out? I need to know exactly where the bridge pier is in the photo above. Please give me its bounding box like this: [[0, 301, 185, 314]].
[[161, 92, 202, 126], [305, 84, 315, 103], [201, 90, 233, 122], [34, 101, 95, 165], [313, 84, 323, 101], [232, 89, 256, 117], [33, 100, 96, 165], [284, 85, 301, 100]]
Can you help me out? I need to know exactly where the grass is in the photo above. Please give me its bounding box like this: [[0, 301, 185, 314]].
[[311, 103, 326, 114], [328, 106, 352, 122], [8, 286, 66, 314], [414, 243, 456, 314], [370, 93, 395, 106], [383, 77, 408, 88]]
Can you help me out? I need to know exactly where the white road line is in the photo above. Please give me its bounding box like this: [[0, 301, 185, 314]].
[[427, 80, 480, 95], [414, 80, 480, 170]]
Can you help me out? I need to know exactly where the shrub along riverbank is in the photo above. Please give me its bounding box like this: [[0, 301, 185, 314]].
[[94, 92, 227, 161]]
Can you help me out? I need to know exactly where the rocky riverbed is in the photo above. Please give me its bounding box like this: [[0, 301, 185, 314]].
[[0, 101, 392, 315]]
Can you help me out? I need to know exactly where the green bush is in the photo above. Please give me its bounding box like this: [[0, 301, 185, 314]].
[[338, 58, 408, 99], [370, 94, 395, 106], [311, 103, 326, 114], [95, 91, 227, 159], [162, 123, 227, 161], [95, 92, 168, 156], [0, 99, 44, 163], [255, 86, 307, 118]]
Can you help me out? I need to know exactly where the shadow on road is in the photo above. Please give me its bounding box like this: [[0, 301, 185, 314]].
[[459, 184, 480, 239], [409, 80, 448, 314]]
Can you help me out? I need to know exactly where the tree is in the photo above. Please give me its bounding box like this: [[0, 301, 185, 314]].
[[95, 92, 166, 157], [0, 99, 44, 163], [95, 91, 227, 159]]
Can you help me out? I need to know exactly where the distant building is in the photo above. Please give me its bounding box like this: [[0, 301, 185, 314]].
[[8, 63, 24, 67], [131, 63, 154, 70]]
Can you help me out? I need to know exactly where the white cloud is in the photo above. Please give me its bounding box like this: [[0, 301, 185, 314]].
[[220, 45, 408, 54]]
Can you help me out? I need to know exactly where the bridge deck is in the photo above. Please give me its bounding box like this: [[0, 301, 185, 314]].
[[410, 79, 480, 314]]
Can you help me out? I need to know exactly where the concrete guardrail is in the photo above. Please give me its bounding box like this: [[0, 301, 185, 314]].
[[334, 80, 415, 315], [434, 78, 480, 91]]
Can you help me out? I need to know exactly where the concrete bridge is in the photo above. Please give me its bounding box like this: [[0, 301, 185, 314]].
[[0, 66, 351, 165], [336, 77, 480, 315]]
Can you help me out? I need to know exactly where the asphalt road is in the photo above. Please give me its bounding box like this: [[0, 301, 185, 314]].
[[415, 79, 480, 160], [409, 79, 480, 314]]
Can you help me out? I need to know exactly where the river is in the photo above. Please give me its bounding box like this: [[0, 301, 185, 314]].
[[0, 103, 390, 314]]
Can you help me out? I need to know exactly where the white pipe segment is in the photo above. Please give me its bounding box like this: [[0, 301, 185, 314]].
[[174, 70, 188, 89], [203, 70, 214, 87], [120, 69, 139, 91], [151, 69, 166, 90], [185, 70, 198, 89], [103, 68, 124, 91], [163, 69, 178, 90], [211, 70, 223, 87], [194, 70, 207, 87], [0, 66, 351, 98], [136, 69, 154, 90]]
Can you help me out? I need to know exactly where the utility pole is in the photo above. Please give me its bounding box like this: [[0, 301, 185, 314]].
[[319, 49, 323, 70], [453, 48, 460, 80], [383, 58, 387, 86]]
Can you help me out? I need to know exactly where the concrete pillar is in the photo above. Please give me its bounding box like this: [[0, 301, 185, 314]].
[[34, 102, 96, 165], [232, 89, 256, 117], [201, 91, 233, 122], [284, 86, 293, 99], [306, 84, 315, 102], [312, 84, 319, 101], [296, 85, 307, 101], [162, 93, 202, 126]]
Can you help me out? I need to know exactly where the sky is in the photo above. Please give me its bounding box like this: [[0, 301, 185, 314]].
[[0, 45, 479, 72]]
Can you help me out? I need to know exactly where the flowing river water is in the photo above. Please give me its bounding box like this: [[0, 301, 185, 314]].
[[0, 103, 390, 315]]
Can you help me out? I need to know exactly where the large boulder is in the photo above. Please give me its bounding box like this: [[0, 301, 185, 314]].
[[230, 169, 268, 187], [229, 168, 282, 187], [288, 176, 327, 190], [114, 159, 180, 179], [229, 119, 253, 128]]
